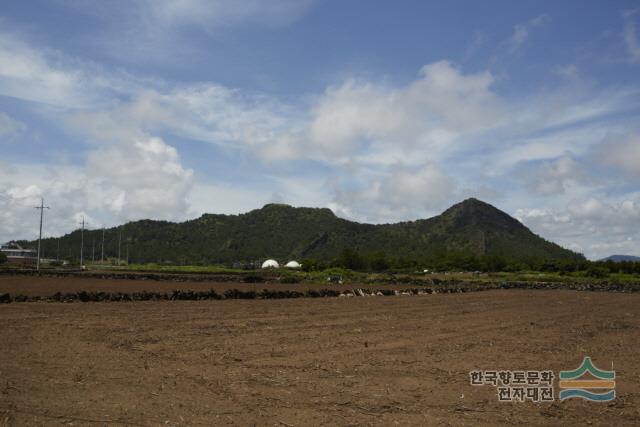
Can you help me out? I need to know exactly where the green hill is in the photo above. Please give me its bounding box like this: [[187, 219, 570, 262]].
[[28, 198, 584, 266], [600, 255, 640, 262]]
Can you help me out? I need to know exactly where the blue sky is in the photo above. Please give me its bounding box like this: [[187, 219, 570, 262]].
[[1, 0, 640, 259]]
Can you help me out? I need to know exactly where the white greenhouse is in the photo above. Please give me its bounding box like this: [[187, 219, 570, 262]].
[[285, 260, 301, 269], [261, 259, 280, 269]]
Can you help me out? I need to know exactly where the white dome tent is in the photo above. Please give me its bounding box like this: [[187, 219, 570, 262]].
[[285, 260, 301, 269], [261, 259, 279, 269]]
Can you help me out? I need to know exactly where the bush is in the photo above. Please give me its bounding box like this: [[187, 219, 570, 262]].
[[301, 259, 321, 272], [337, 248, 366, 271], [0, 252, 7, 265], [585, 266, 609, 279], [242, 274, 265, 283], [369, 252, 390, 271], [279, 275, 300, 284], [321, 267, 353, 278]]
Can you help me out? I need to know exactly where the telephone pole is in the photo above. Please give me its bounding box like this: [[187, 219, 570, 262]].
[[117, 227, 122, 266], [79, 216, 87, 268], [34, 198, 49, 271], [101, 227, 105, 263]]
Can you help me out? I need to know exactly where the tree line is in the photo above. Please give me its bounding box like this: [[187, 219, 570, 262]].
[[297, 249, 640, 276]]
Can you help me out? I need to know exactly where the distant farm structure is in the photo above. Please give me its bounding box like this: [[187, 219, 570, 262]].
[[260, 259, 301, 269], [285, 260, 301, 269], [261, 259, 279, 269], [1, 241, 37, 265]]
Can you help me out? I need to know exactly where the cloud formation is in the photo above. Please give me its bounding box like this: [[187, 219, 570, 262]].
[[598, 134, 640, 177], [516, 195, 640, 259], [0, 112, 25, 140], [519, 154, 585, 195], [62, 0, 315, 63], [0, 31, 144, 108], [624, 9, 640, 62], [0, 136, 193, 240], [308, 61, 503, 164], [507, 14, 550, 53], [143, 0, 315, 30], [331, 163, 456, 223], [1, 22, 640, 259]]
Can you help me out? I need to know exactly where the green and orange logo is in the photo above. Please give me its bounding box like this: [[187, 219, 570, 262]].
[[559, 357, 615, 402]]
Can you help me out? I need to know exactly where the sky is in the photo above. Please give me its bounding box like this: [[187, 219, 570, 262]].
[[1, 0, 640, 260]]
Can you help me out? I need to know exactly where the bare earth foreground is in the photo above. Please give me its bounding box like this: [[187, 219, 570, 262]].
[[1, 281, 639, 426]]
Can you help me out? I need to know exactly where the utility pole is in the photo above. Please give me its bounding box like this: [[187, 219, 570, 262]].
[[117, 227, 122, 266], [56, 237, 60, 261], [79, 216, 86, 268], [34, 198, 49, 271], [92, 237, 95, 263], [101, 227, 105, 264]]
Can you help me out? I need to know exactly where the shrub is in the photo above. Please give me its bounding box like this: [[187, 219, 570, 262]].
[[585, 266, 609, 279], [337, 248, 366, 271], [279, 275, 300, 284], [242, 274, 265, 283]]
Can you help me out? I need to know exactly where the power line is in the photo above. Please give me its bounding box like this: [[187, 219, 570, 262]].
[[34, 198, 50, 271]]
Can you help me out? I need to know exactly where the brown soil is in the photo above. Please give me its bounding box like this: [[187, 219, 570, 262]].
[[0, 285, 639, 426], [0, 275, 348, 296], [1, 275, 414, 298]]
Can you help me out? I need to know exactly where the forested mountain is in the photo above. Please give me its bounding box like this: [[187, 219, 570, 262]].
[[600, 255, 640, 262], [26, 198, 584, 266]]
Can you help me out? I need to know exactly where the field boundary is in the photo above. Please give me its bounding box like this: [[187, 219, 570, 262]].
[[1, 279, 639, 304]]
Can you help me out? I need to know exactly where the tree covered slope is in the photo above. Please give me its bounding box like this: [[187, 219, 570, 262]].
[[29, 198, 584, 265]]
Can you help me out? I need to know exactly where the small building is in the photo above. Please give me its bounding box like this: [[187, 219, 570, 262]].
[[285, 260, 301, 269], [1, 241, 37, 265], [261, 259, 279, 269]]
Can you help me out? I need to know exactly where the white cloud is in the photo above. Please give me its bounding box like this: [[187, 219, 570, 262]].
[[308, 60, 504, 163], [2, 27, 640, 259], [0, 112, 26, 140], [331, 163, 457, 223], [598, 133, 640, 177], [519, 154, 585, 195], [507, 14, 550, 53], [553, 64, 579, 80], [187, 183, 268, 217], [65, 84, 305, 164], [567, 197, 612, 220], [0, 31, 82, 107], [64, 60, 504, 169], [0, 30, 149, 109], [624, 9, 640, 63], [86, 136, 193, 219], [516, 195, 640, 259], [0, 136, 193, 241], [62, 0, 315, 63], [144, 0, 315, 30], [463, 31, 488, 61]]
